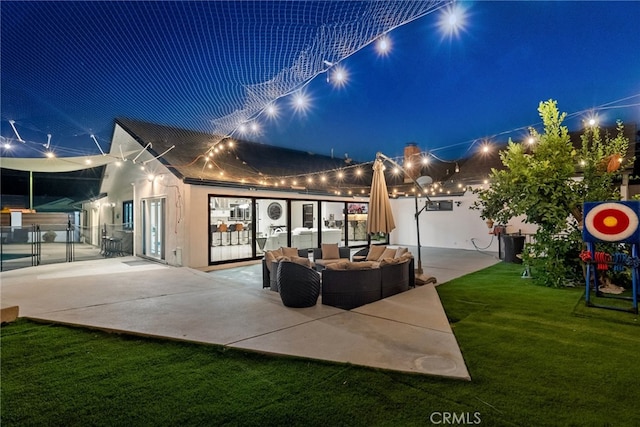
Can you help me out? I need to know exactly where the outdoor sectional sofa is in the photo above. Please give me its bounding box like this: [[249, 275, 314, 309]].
[[321, 249, 415, 310], [262, 244, 415, 310]]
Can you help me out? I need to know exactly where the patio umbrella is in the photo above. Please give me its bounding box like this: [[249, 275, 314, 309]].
[[375, 152, 437, 286], [367, 158, 396, 235]]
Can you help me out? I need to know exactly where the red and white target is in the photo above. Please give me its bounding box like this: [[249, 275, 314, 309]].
[[583, 202, 640, 243]]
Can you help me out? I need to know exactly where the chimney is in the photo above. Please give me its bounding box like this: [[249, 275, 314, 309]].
[[403, 142, 421, 183]]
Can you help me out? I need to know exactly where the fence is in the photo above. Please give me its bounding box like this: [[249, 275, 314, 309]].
[[0, 222, 132, 272]]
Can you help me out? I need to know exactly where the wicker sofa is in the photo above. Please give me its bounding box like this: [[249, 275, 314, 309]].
[[321, 248, 414, 310]]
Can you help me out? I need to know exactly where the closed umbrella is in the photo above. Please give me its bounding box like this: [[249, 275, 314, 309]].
[[367, 158, 396, 235]]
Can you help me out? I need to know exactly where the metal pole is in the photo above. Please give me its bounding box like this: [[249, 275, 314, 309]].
[[29, 170, 33, 211], [414, 193, 423, 274]]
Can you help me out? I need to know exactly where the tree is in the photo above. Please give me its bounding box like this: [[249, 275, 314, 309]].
[[472, 100, 631, 287]]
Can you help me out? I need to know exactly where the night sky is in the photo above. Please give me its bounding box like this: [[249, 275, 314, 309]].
[[1, 1, 639, 164]]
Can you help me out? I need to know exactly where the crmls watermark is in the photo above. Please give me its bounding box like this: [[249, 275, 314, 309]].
[[429, 411, 482, 425]]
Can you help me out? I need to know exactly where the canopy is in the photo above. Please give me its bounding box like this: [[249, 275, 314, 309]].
[[0, 153, 132, 173], [366, 158, 396, 234]]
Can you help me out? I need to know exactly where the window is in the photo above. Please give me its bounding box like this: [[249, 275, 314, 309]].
[[426, 200, 453, 211], [123, 200, 133, 229]]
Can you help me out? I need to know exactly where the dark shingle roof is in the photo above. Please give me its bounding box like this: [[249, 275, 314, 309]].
[[114, 118, 637, 197]]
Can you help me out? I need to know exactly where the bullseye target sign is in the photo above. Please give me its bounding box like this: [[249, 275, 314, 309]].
[[583, 201, 640, 243]]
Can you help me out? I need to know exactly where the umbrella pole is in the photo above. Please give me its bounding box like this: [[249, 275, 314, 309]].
[[414, 194, 423, 275]]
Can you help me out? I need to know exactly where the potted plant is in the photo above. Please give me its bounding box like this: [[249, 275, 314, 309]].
[[43, 230, 57, 243]]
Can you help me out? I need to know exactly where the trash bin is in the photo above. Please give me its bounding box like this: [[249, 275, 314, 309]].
[[500, 234, 525, 264]]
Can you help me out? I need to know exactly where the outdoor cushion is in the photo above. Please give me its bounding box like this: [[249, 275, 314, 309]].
[[400, 252, 414, 261], [315, 258, 350, 268], [378, 247, 397, 261], [281, 247, 299, 257], [290, 255, 314, 269], [379, 257, 403, 267], [346, 261, 377, 270], [366, 245, 387, 261], [321, 243, 340, 259], [265, 249, 284, 272], [395, 247, 408, 258], [325, 261, 350, 270]]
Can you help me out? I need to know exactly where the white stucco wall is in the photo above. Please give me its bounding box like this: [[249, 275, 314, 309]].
[[388, 189, 536, 251]]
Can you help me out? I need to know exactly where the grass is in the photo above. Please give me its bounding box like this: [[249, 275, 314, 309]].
[[2, 263, 639, 426]]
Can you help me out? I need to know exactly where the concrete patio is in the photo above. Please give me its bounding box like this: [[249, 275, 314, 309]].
[[0, 247, 500, 380]]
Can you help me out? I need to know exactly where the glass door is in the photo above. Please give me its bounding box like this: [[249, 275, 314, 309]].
[[143, 198, 165, 260]]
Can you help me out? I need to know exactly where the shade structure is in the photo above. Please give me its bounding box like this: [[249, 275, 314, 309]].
[[0, 152, 137, 173], [367, 158, 396, 235]]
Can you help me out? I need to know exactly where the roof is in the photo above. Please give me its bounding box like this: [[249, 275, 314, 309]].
[[115, 117, 373, 195], [114, 117, 638, 198]]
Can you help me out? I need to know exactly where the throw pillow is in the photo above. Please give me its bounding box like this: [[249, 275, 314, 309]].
[[265, 249, 284, 271], [322, 243, 340, 259], [290, 256, 313, 269], [281, 247, 299, 257], [395, 247, 408, 258], [366, 245, 386, 261], [400, 252, 414, 261], [379, 247, 397, 261], [379, 257, 401, 267]]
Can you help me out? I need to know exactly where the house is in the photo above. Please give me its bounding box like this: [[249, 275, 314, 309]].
[[91, 118, 391, 269], [85, 118, 638, 269]]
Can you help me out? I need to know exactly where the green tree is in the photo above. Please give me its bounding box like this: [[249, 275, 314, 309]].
[[472, 100, 631, 287]]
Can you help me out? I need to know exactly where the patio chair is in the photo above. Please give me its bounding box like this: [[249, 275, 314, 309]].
[[277, 261, 320, 308]]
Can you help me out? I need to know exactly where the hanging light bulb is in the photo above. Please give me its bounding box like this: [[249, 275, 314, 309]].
[[376, 35, 391, 56]]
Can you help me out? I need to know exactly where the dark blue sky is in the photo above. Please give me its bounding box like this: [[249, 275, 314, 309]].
[[1, 1, 639, 163]]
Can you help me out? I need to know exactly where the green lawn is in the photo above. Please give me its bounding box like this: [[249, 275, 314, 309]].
[[2, 263, 638, 426]]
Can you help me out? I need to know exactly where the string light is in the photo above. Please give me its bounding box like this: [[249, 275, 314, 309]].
[[265, 104, 278, 118], [331, 65, 349, 88], [292, 92, 310, 113], [438, 3, 468, 38], [375, 35, 391, 56]]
